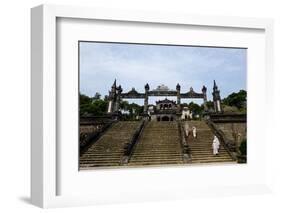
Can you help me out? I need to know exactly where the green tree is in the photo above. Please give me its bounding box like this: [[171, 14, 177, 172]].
[[205, 101, 214, 111], [120, 100, 130, 110], [188, 102, 203, 115], [127, 103, 143, 115], [80, 93, 92, 105], [239, 139, 247, 155], [223, 90, 247, 110], [80, 93, 108, 116]]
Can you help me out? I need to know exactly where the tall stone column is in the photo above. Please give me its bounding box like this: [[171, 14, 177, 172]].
[[115, 85, 122, 112], [202, 85, 208, 112], [144, 83, 150, 113], [107, 79, 117, 113], [107, 98, 113, 113], [212, 80, 223, 113], [176, 83, 181, 113]]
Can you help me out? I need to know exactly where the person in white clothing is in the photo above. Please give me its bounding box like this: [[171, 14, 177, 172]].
[[192, 126, 197, 138], [184, 122, 189, 137], [212, 136, 220, 155]]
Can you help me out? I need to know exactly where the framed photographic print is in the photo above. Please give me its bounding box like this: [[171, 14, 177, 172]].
[[31, 4, 274, 208]]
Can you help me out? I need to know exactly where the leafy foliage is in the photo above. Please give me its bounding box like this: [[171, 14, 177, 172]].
[[120, 100, 143, 120], [206, 101, 214, 110], [80, 93, 108, 116], [239, 139, 247, 155], [188, 102, 204, 115], [80, 94, 92, 105], [223, 90, 247, 110]]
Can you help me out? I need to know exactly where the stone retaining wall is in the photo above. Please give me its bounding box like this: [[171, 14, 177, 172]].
[[215, 123, 246, 147]]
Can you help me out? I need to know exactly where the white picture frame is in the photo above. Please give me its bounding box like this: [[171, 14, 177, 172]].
[[31, 4, 274, 208]]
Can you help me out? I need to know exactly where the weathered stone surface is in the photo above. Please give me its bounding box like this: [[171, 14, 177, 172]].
[[215, 123, 246, 147]]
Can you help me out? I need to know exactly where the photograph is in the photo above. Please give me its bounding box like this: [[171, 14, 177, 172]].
[[79, 41, 247, 169]]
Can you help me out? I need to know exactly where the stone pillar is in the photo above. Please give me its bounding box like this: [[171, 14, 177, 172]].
[[107, 79, 117, 113], [107, 98, 113, 113], [144, 83, 149, 113], [212, 80, 223, 113], [202, 85, 208, 112], [115, 85, 122, 112], [176, 83, 181, 113]]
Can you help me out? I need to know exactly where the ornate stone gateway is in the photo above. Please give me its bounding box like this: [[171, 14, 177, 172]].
[[150, 98, 177, 121], [107, 79, 222, 117]]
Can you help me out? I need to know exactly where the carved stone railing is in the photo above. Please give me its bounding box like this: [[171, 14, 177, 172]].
[[120, 120, 146, 165], [205, 119, 237, 160], [79, 121, 115, 156], [177, 121, 192, 163]]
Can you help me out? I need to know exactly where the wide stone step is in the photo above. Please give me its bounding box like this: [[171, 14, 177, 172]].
[[191, 159, 234, 163], [135, 146, 181, 149], [129, 160, 183, 164], [189, 146, 218, 148], [85, 148, 123, 154], [189, 148, 229, 152], [191, 151, 230, 155], [80, 159, 122, 163], [87, 146, 124, 149], [80, 159, 121, 163], [191, 154, 231, 158], [87, 148, 124, 151], [133, 148, 181, 150], [128, 161, 183, 166], [81, 153, 123, 157], [132, 150, 181, 153], [190, 147, 228, 150], [80, 163, 120, 167], [131, 156, 182, 159], [130, 157, 183, 162], [191, 154, 233, 159], [141, 136, 180, 138], [80, 161, 121, 164], [131, 153, 182, 158]]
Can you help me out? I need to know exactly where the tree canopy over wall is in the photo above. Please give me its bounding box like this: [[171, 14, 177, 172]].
[[222, 90, 247, 113], [80, 93, 108, 116]]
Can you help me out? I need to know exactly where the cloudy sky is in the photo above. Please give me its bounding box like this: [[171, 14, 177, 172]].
[[79, 42, 246, 105]]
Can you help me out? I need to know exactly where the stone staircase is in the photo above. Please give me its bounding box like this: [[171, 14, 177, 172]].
[[128, 121, 183, 166], [80, 121, 141, 168], [186, 121, 234, 164]]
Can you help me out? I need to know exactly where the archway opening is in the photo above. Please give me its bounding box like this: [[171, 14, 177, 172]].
[[162, 116, 170, 121]]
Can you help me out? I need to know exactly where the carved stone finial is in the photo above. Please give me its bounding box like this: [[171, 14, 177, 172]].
[[202, 85, 207, 93], [176, 83, 181, 90], [213, 80, 218, 90], [118, 85, 122, 93], [145, 83, 150, 90], [112, 79, 117, 88]]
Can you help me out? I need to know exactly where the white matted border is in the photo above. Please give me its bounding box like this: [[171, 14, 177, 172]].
[[31, 4, 274, 208]]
